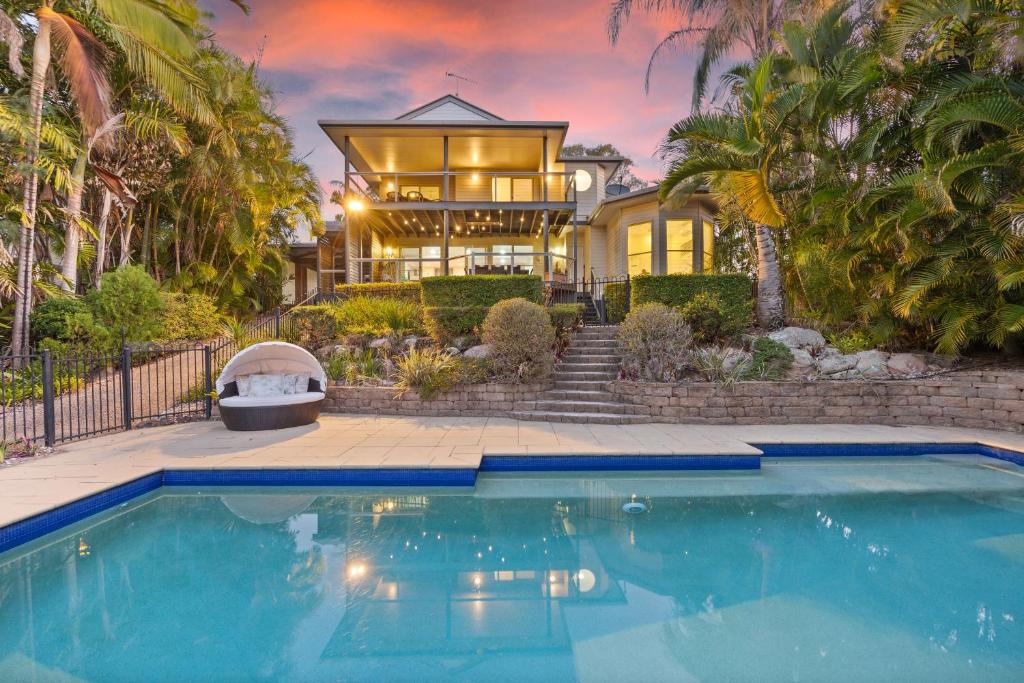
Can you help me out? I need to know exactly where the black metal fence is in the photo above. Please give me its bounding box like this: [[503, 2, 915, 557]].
[[1, 308, 288, 448]]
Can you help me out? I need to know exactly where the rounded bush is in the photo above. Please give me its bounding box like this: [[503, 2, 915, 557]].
[[161, 293, 224, 341], [481, 298, 555, 382], [618, 303, 693, 382], [29, 297, 90, 344], [679, 291, 748, 345], [88, 265, 165, 342]]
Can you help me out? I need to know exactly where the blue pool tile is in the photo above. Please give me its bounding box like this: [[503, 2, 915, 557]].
[[480, 454, 760, 472], [161, 468, 478, 487], [751, 442, 980, 458], [0, 472, 162, 554]]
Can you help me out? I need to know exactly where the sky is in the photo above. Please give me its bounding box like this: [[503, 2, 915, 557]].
[[199, 0, 708, 214]]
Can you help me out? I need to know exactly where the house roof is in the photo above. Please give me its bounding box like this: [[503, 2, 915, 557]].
[[395, 94, 504, 121], [589, 185, 715, 225]]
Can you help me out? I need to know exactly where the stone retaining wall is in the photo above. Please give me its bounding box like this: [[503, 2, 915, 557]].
[[610, 369, 1024, 431], [323, 369, 1024, 432], [324, 383, 547, 417]]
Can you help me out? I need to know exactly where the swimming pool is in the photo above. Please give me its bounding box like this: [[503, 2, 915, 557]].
[[2, 454, 1023, 681]]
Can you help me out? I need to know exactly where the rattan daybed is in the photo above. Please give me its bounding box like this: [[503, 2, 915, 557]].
[[216, 341, 327, 431]]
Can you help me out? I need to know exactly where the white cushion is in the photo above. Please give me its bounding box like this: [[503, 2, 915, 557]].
[[236, 375, 252, 397], [219, 391, 325, 408], [249, 374, 285, 397], [283, 373, 309, 395]]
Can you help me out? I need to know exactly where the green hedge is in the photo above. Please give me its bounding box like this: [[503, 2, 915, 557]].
[[424, 306, 489, 344], [335, 281, 421, 303], [283, 305, 340, 351], [604, 283, 628, 324], [631, 274, 753, 312], [421, 275, 543, 307]]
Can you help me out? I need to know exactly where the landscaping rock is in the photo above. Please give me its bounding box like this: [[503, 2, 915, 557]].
[[444, 347, 461, 356], [369, 337, 393, 354], [768, 326, 826, 351], [315, 344, 354, 360], [403, 335, 432, 351], [790, 348, 815, 368], [722, 348, 752, 373], [886, 353, 929, 376], [452, 335, 476, 351], [464, 344, 494, 359], [817, 352, 858, 375], [855, 349, 891, 378]]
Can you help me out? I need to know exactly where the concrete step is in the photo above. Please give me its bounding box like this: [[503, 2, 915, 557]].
[[542, 389, 617, 402], [552, 380, 612, 391], [561, 356, 614, 366], [510, 410, 650, 425], [533, 400, 652, 416], [568, 341, 620, 351], [552, 370, 619, 382], [555, 361, 620, 372]]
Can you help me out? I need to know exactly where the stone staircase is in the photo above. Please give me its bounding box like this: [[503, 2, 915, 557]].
[[576, 292, 602, 325], [511, 325, 652, 424]]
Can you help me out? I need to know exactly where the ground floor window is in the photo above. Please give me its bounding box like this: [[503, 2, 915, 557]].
[[666, 219, 695, 274], [702, 220, 714, 271], [627, 222, 652, 276]]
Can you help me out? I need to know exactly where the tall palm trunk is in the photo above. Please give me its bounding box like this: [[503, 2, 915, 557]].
[[59, 147, 87, 291], [93, 188, 112, 288], [754, 224, 785, 329], [11, 13, 52, 359]]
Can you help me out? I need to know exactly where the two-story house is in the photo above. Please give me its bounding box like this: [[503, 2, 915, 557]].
[[288, 94, 716, 302]]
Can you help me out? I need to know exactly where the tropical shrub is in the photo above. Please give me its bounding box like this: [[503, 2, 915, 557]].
[[161, 293, 224, 341], [335, 281, 422, 303], [286, 305, 341, 351], [59, 312, 116, 353], [29, 297, 91, 345], [827, 329, 874, 355], [481, 298, 556, 382], [604, 282, 628, 324], [335, 296, 422, 337], [691, 346, 752, 384], [746, 337, 794, 380], [395, 348, 461, 399], [88, 266, 165, 342], [618, 303, 693, 382], [679, 291, 748, 345]]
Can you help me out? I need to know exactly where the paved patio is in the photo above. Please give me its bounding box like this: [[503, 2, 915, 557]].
[[3, 415, 1024, 530]]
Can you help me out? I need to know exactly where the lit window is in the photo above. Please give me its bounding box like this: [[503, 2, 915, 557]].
[[627, 222, 652, 276], [666, 219, 694, 274], [702, 220, 715, 272]]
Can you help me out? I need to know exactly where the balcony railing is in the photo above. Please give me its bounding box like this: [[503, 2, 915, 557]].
[[344, 170, 577, 205], [351, 252, 574, 283]]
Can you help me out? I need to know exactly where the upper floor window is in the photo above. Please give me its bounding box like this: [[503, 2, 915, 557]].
[[666, 219, 695, 274], [493, 177, 534, 202], [627, 222, 652, 276]]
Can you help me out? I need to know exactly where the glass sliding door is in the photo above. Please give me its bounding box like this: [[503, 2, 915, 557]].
[[400, 247, 420, 281], [422, 246, 442, 278]]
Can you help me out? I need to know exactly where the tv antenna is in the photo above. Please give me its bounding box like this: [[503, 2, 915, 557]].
[[445, 71, 477, 96]]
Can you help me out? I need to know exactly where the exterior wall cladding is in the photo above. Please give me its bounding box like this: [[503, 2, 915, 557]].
[[323, 369, 1024, 433]]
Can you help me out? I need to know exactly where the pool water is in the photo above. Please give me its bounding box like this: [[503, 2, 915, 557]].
[[2, 455, 1024, 681]]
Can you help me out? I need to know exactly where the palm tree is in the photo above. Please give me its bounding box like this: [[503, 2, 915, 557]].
[[607, 0, 812, 108], [660, 56, 806, 328]]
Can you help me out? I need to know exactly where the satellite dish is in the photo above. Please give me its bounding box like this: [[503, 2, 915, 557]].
[[605, 183, 631, 196]]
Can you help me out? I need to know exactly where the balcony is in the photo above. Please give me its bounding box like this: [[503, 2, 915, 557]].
[[344, 170, 578, 208], [352, 250, 574, 284]]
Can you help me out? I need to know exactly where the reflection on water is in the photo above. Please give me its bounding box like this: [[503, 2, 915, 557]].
[[2, 479, 1024, 681]]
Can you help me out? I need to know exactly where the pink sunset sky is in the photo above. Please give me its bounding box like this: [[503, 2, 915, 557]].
[[200, 0, 719, 213]]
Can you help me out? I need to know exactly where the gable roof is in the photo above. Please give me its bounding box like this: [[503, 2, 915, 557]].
[[395, 94, 504, 121]]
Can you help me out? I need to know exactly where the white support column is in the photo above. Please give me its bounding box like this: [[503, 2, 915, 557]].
[[442, 136, 450, 275]]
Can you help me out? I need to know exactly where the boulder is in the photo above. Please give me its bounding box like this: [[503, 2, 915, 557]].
[[722, 348, 752, 374], [790, 348, 815, 368], [463, 344, 494, 359], [452, 335, 477, 351], [886, 353, 929, 376], [315, 344, 354, 360], [768, 327, 826, 351], [855, 350, 891, 378], [368, 337, 393, 354], [444, 347, 462, 356], [817, 353, 858, 375], [403, 335, 432, 351]]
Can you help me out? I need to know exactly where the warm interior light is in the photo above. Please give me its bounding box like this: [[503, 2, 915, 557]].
[[347, 562, 368, 579], [345, 197, 365, 212], [471, 173, 480, 182]]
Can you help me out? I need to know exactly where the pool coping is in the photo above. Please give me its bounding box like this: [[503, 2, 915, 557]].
[[2, 440, 1024, 555]]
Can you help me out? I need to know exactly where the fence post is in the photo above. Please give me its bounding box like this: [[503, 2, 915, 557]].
[[273, 306, 281, 338], [625, 275, 632, 316], [203, 345, 213, 420], [41, 349, 56, 447], [121, 345, 133, 430]]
